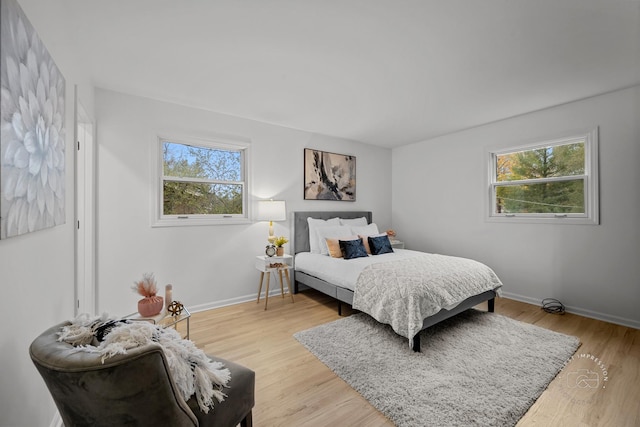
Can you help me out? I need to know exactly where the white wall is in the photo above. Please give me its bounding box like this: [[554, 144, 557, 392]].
[[95, 89, 392, 317], [392, 86, 640, 328], [2, 4, 633, 426], [0, 1, 94, 426]]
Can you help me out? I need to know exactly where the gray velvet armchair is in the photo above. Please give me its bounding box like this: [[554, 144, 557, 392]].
[[29, 322, 255, 427]]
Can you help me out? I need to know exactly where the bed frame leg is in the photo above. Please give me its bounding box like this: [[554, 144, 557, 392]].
[[488, 298, 495, 313], [412, 334, 421, 352], [338, 302, 342, 316]]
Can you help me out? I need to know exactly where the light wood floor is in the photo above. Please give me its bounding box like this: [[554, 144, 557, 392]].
[[186, 290, 640, 427]]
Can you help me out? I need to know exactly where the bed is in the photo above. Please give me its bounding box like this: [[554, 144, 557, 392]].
[[293, 211, 502, 352]]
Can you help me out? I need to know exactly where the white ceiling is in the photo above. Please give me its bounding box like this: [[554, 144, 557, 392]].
[[64, 0, 639, 148]]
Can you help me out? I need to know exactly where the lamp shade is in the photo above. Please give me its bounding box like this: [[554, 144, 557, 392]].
[[256, 200, 287, 221]]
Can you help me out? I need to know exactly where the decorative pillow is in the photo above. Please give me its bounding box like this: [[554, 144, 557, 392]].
[[326, 235, 359, 258], [339, 238, 369, 260], [351, 223, 380, 237], [358, 232, 387, 254], [368, 234, 394, 255], [316, 225, 354, 255], [307, 217, 340, 253], [339, 217, 368, 227]]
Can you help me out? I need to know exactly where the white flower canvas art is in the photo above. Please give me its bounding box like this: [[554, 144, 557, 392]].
[[0, 0, 66, 239]]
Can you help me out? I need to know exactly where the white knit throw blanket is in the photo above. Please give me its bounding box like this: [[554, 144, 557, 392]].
[[58, 314, 231, 413]]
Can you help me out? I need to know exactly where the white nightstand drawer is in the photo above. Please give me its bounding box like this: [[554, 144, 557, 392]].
[[255, 254, 293, 272]]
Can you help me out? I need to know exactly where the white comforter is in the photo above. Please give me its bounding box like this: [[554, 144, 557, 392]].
[[352, 253, 503, 346], [295, 249, 424, 290]]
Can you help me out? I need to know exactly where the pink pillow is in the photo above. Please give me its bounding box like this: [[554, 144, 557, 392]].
[[326, 236, 360, 258]]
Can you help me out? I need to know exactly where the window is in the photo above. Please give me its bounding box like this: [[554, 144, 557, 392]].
[[153, 136, 250, 226], [487, 128, 599, 224]]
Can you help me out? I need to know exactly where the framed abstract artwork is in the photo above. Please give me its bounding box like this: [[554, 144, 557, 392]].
[[1, 0, 66, 239], [304, 148, 356, 201]]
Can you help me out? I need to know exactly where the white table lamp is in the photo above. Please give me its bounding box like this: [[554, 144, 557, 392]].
[[257, 200, 287, 244]]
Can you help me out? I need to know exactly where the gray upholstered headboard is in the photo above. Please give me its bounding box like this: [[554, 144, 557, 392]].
[[293, 211, 373, 255]]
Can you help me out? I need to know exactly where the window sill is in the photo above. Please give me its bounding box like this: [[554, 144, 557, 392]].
[[151, 217, 251, 227], [486, 215, 598, 225]]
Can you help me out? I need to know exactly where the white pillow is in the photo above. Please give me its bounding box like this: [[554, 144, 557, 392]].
[[339, 217, 368, 227], [316, 225, 354, 255], [351, 223, 380, 236], [307, 217, 340, 254]]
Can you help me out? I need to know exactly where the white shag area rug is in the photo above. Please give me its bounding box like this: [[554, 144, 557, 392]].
[[294, 309, 580, 427]]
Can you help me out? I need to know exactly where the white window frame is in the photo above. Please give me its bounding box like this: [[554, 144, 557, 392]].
[[151, 134, 251, 227], [487, 127, 599, 225]]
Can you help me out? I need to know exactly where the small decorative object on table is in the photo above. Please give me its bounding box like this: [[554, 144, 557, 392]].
[[165, 284, 173, 310], [386, 229, 396, 238], [265, 244, 276, 257], [132, 273, 164, 317], [273, 235, 289, 256], [168, 300, 184, 316]]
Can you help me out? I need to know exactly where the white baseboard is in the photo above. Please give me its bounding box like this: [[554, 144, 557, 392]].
[[188, 288, 287, 313], [501, 291, 640, 330]]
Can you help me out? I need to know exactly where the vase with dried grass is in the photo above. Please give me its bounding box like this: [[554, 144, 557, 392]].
[[132, 273, 164, 317]]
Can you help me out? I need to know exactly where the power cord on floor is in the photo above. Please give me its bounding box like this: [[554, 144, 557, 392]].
[[541, 298, 566, 315]]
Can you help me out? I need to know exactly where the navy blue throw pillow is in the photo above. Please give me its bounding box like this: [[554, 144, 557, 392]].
[[339, 238, 368, 259], [368, 235, 394, 255]]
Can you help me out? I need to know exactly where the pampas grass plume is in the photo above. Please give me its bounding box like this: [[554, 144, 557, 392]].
[[132, 272, 158, 297]]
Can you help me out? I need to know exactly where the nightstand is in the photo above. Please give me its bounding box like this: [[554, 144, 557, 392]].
[[255, 254, 294, 310], [390, 240, 405, 249]]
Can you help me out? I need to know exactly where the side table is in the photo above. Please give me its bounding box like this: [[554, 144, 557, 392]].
[[126, 306, 191, 339], [255, 254, 294, 310], [390, 240, 405, 249]]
